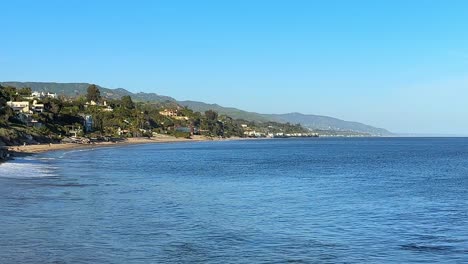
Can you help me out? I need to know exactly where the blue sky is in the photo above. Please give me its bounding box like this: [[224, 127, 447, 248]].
[[1, 0, 468, 134]]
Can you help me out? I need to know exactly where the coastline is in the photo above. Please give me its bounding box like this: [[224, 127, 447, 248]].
[[1, 135, 245, 163]]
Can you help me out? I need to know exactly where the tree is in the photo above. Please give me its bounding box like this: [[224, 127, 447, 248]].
[[86, 84, 101, 102], [1, 86, 18, 101], [121, 95, 135, 109], [0, 106, 13, 124], [205, 110, 218, 121], [0, 86, 7, 107], [44, 98, 63, 116], [0, 87, 13, 124], [18, 87, 32, 97]]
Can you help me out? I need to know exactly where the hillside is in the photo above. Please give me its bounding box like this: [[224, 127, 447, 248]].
[[265, 113, 392, 136], [0, 82, 176, 103], [1, 81, 393, 135], [178, 101, 272, 122], [179, 102, 392, 136]]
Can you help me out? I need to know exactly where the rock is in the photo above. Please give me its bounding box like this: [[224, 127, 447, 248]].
[[0, 148, 11, 162]]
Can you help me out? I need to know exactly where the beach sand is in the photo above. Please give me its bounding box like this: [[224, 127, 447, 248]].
[[6, 135, 241, 156]]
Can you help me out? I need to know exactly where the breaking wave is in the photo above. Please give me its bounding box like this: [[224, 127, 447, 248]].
[[0, 156, 58, 178]]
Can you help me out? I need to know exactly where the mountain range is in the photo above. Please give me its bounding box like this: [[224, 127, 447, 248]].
[[1, 81, 393, 136]]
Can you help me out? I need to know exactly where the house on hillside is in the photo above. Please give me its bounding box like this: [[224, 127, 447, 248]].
[[84, 115, 93, 132], [159, 109, 178, 117], [65, 125, 82, 137], [46, 92, 58, 99], [31, 91, 58, 99], [31, 100, 44, 113], [7, 101, 30, 114], [102, 101, 113, 112], [159, 109, 188, 120], [244, 130, 266, 138], [85, 100, 98, 106], [84, 100, 113, 112], [117, 127, 130, 136]]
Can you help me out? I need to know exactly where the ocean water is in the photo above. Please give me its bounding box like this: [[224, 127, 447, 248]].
[[0, 138, 467, 263]]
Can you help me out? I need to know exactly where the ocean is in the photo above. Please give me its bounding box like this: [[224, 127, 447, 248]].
[[0, 138, 467, 263]]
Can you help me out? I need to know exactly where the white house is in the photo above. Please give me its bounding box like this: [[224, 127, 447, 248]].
[[31, 91, 58, 99], [7, 101, 30, 114], [31, 100, 44, 113], [31, 91, 42, 98], [159, 109, 178, 117], [46, 92, 58, 99]]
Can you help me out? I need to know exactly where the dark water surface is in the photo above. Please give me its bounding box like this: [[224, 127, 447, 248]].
[[1, 138, 468, 263]]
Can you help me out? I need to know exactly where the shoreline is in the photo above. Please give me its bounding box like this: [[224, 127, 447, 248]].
[[1, 135, 246, 163]]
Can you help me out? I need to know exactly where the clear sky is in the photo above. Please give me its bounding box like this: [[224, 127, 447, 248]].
[[1, 0, 468, 135]]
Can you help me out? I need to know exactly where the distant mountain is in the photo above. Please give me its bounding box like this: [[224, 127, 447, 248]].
[[1, 81, 393, 135], [0, 82, 175, 103], [178, 102, 392, 136], [178, 101, 272, 122], [265, 113, 392, 136]]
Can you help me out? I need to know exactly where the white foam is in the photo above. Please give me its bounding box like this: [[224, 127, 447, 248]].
[[0, 158, 58, 178], [36, 157, 57, 161], [57, 147, 102, 158]]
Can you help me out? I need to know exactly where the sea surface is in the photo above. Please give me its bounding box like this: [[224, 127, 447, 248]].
[[0, 138, 467, 263]]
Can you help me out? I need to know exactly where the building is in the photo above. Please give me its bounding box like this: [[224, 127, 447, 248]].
[[31, 91, 58, 99], [31, 100, 44, 113], [84, 100, 113, 112], [159, 109, 178, 117], [102, 101, 113, 112], [175, 126, 192, 133], [46, 92, 58, 99], [159, 109, 188, 120], [243, 130, 266, 138], [7, 101, 30, 114], [84, 115, 93, 132], [117, 127, 130, 136], [102, 106, 114, 112], [65, 125, 82, 137], [85, 100, 98, 106]]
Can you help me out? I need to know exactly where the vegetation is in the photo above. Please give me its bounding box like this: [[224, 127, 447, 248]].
[[0, 84, 309, 146], [0, 82, 391, 136], [86, 84, 101, 102]]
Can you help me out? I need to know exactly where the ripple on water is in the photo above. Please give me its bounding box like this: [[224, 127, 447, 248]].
[[1, 138, 468, 263], [400, 243, 455, 253]]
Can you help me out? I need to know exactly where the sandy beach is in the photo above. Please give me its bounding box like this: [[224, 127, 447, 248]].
[[5, 135, 242, 156]]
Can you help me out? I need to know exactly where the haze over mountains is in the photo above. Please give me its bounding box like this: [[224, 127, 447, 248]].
[[1, 82, 393, 136]]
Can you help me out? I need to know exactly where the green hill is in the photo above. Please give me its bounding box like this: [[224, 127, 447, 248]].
[[0, 82, 175, 103], [1, 81, 393, 136], [178, 101, 271, 122]]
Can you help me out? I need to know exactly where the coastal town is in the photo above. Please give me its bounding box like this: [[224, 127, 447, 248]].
[[0, 84, 319, 162]]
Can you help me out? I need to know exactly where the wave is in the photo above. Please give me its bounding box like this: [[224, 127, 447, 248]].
[[0, 157, 58, 178], [57, 146, 120, 158]]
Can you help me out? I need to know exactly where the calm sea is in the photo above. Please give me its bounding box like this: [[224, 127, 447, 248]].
[[0, 138, 467, 263]]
